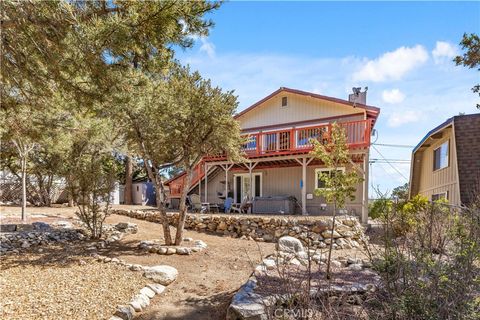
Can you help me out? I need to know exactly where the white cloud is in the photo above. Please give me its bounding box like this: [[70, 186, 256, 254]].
[[387, 110, 423, 127], [199, 37, 216, 58], [352, 45, 429, 82], [382, 89, 405, 104], [432, 41, 458, 64]]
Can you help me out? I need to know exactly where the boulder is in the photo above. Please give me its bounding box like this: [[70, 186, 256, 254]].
[[176, 247, 191, 255], [114, 305, 135, 320], [143, 265, 178, 285], [226, 278, 268, 320], [348, 263, 363, 271], [262, 259, 276, 270], [217, 221, 228, 231], [330, 260, 342, 268], [129, 293, 149, 312], [340, 216, 357, 227], [321, 230, 342, 239], [140, 286, 156, 299], [32, 222, 51, 231], [0, 224, 16, 232], [147, 283, 166, 294], [194, 240, 207, 249], [262, 234, 274, 242], [129, 264, 143, 271], [335, 238, 348, 248], [276, 236, 304, 253]]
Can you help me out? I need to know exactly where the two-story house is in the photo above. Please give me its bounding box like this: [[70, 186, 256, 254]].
[[167, 87, 380, 223], [409, 113, 480, 206]]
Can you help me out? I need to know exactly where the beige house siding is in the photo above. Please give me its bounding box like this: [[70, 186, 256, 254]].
[[196, 165, 364, 217], [414, 127, 461, 205], [237, 92, 366, 129]]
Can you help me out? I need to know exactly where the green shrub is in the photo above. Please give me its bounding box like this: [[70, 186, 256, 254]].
[[367, 195, 480, 319]]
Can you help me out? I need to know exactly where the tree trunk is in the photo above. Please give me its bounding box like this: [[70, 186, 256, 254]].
[[326, 200, 337, 280], [175, 168, 194, 245], [21, 156, 27, 222], [144, 159, 173, 245], [124, 155, 133, 205]]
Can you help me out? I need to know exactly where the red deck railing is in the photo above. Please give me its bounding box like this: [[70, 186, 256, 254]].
[[169, 119, 372, 197], [207, 119, 372, 160]]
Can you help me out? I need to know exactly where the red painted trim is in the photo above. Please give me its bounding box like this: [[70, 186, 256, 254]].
[[241, 112, 365, 133], [234, 87, 380, 121]]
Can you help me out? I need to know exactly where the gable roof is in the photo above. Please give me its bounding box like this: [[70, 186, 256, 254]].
[[234, 87, 381, 126]]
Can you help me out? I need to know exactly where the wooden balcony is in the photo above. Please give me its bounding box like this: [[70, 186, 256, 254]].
[[168, 119, 372, 198], [206, 119, 372, 161]]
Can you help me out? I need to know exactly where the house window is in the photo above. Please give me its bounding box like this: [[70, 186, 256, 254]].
[[136, 186, 139, 192], [282, 96, 288, 107], [315, 168, 345, 189], [432, 192, 448, 202], [433, 141, 449, 171]]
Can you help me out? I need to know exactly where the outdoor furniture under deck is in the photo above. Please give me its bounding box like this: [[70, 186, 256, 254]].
[[252, 196, 298, 215], [201, 202, 220, 213]]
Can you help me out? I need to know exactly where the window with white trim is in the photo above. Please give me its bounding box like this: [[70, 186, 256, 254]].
[[315, 168, 345, 189], [432, 192, 448, 202], [433, 141, 449, 171]]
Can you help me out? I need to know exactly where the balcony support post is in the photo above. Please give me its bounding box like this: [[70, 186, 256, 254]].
[[204, 163, 208, 203], [220, 163, 234, 201], [361, 150, 369, 225], [244, 162, 258, 200], [295, 157, 314, 215]]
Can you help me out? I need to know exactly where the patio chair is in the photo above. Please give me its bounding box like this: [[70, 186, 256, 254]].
[[224, 197, 234, 213], [189, 194, 202, 213], [231, 195, 250, 214]]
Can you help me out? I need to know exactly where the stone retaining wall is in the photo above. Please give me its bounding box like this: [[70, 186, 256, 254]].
[[111, 209, 367, 250]]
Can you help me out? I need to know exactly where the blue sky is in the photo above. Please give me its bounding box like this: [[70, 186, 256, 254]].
[[176, 1, 480, 196]]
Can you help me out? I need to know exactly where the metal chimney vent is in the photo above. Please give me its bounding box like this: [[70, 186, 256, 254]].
[[349, 87, 368, 106]]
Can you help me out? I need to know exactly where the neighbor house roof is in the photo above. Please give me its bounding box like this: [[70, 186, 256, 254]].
[[412, 117, 454, 153], [234, 87, 381, 125]]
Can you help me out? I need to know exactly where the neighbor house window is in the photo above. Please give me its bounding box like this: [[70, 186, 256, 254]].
[[433, 141, 449, 171], [432, 192, 448, 202], [315, 168, 345, 189], [282, 96, 288, 107]]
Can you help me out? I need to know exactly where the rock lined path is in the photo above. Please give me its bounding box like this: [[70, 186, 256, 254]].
[[102, 214, 277, 320]]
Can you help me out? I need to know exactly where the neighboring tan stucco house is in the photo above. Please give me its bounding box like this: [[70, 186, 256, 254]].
[[167, 87, 380, 223], [409, 113, 480, 206]]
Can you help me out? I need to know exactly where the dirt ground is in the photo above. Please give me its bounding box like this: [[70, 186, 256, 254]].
[[101, 213, 278, 320], [0, 205, 372, 320]]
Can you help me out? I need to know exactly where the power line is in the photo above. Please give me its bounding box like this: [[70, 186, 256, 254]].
[[372, 145, 409, 181], [370, 158, 410, 163], [372, 143, 415, 148], [377, 162, 403, 182]]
